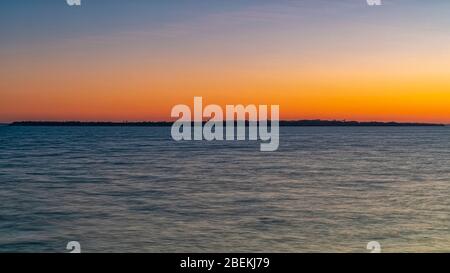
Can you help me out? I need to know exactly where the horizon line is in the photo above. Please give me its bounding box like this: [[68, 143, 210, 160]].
[[5, 120, 448, 126]]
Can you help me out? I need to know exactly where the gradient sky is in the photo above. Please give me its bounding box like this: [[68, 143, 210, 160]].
[[1, 0, 450, 123]]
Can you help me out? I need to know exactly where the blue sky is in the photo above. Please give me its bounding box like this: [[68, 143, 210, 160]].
[[2, 0, 450, 48]]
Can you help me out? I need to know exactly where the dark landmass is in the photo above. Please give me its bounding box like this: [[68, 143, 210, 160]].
[[9, 120, 446, 127], [279, 120, 446, 126]]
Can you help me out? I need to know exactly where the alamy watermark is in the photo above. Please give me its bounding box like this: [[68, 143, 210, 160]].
[[367, 0, 382, 6], [66, 1, 381, 7], [171, 97, 279, 152], [66, 0, 81, 6], [367, 241, 382, 253], [66, 241, 81, 253]]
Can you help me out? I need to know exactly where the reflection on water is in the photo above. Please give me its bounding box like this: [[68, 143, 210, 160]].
[[0, 126, 449, 252]]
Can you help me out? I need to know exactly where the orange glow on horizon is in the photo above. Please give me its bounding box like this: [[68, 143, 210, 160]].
[[1, 30, 450, 124]]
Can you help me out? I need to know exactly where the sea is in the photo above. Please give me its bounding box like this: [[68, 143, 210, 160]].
[[0, 125, 449, 252]]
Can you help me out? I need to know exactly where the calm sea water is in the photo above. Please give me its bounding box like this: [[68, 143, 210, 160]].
[[0, 125, 449, 253]]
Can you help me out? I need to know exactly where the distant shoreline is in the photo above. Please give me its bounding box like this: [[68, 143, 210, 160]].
[[8, 121, 446, 127]]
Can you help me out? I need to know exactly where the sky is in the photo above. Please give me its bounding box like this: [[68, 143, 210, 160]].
[[1, 0, 450, 123]]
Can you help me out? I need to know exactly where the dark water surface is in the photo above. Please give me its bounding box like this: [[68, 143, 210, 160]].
[[0, 126, 449, 252]]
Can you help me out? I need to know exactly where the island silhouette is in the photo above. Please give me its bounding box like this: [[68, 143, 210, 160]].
[[9, 120, 446, 127]]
